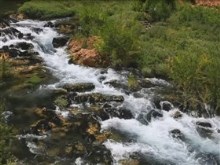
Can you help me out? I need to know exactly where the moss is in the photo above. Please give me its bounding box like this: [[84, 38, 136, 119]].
[[54, 96, 68, 108], [26, 74, 42, 85]]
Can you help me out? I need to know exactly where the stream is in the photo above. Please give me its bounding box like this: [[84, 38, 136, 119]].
[[0, 18, 220, 165]]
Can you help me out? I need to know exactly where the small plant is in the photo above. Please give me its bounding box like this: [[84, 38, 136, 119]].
[[0, 53, 11, 80]]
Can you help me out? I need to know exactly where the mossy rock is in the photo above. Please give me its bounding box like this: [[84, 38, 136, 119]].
[[54, 95, 69, 108]]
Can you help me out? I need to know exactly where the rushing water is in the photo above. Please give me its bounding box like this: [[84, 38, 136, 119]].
[[1, 19, 220, 165]]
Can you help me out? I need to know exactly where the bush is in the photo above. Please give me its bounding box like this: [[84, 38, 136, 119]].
[[98, 20, 141, 68], [143, 0, 176, 21], [168, 53, 220, 114]]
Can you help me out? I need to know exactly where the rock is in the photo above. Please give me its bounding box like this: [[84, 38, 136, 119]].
[[61, 83, 95, 92], [72, 93, 124, 104], [31, 28, 43, 34], [160, 101, 173, 111], [196, 121, 212, 128], [68, 36, 107, 67], [0, 27, 23, 38], [88, 105, 133, 120], [15, 42, 34, 50], [0, 18, 10, 28], [87, 145, 113, 164], [196, 121, 213, 138], [52, 36, 69, 48], [44, 21, 54, 28], [137, 110, 163, 124], [104, 80, 128, 91], [9, 13, 27, 21], [139, 79, 155, 88], [171, 110, 183, 119], [54, 95, 70, 108], [170, 129, 185, 140]]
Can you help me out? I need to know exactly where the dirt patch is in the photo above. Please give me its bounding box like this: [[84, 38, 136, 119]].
[[68, 36, 108, 67]]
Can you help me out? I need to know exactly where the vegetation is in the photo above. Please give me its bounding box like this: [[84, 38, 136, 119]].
[[18, 0, 75, 19], [18, 0, 220, 113], [0, 99, 16, 164]]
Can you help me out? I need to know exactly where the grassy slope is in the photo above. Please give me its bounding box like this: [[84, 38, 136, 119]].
[[18, 0, 220, 113]]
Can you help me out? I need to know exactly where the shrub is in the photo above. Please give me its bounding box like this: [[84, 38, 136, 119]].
[[168, 53, 220, 114], [143, 0, 176, 21]]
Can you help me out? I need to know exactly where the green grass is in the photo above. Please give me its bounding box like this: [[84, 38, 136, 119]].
[[19, 0, 76, 19]]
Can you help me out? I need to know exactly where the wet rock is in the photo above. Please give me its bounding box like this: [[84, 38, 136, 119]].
[[61, 83, 95, 92], [171, 110, 183, 119], [34, 108, 57, 119], [196, 121, 213, 138], [104, 80, 128, 91], [72, 93, 124, 104], [15, 42, 34, 50], [170, 129, 185, 140], [31, 27, 43, 34], [0, 27, 23, 38], [54, 95, 70, 108], [160, 101, 173, 111], [139, 79, 156, 88], [52, 36, 69, 48], [146, 110, 163, 122], [137, 110, 163, 125], [0, 18, 10, 28], [88, 105, 133, 121], [196, 121, 212, 128], [44, 21, 54, 28], [87, 145, 113, 164]]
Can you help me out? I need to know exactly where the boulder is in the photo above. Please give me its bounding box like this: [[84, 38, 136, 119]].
[[61, 83, 95, 92], [196, 121, 213, 138], [196, 121, 212, 128], [68, 36, 107, 67], [160, 101, 173, 111], [170, 129, 185, 140], [52, 36, 69, 48], [15, 42, 34, 50], [44, 21, 54, 28]]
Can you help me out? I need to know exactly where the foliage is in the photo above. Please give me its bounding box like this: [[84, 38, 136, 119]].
[[142, 0, 177, 21], [18, 0, 75, 19], [74, 1, 143, 68], [0, 99, 15, 164]]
